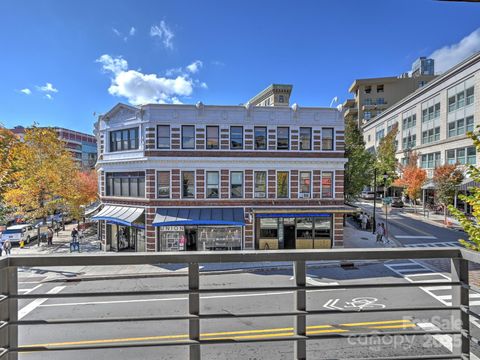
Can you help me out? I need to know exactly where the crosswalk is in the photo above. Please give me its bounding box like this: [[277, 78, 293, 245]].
[[384, 259, 480, 307], [404, 241, 462, 248]]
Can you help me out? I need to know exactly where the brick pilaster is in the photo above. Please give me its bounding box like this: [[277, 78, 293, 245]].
[[335, 170, 344, 200], [313, 170, 321, 198], [172, 169, 180, 199], [221, 169, 229, 198], [146, 207, 156, 252], [146, 169, 156, 199], [196, 169, 205, 199], [267, 170, 276, 198], [333, 213, 344, 248], [171, 127, 180, 149]]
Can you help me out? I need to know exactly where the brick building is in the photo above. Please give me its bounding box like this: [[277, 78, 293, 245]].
[[93, 91, 354, 252]]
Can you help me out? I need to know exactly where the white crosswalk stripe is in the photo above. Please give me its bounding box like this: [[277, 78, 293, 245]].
[[405, 242, 462, 248], [384, 260, 478, 307]]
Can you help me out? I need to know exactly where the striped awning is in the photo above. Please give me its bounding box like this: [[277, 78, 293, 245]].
[[457, 178, 480, 191], [92, 205, 144, 227], [153, 208, 245, 227]]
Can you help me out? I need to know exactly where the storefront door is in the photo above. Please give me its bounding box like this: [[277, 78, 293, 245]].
[[185, 227, 197, 251], [284, 224, 295, 249]]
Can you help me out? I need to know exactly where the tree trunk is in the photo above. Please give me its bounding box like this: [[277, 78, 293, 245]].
[[444, 205, 448, 225]]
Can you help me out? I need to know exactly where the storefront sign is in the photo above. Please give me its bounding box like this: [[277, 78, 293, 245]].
[[162, 226, 184, 232]]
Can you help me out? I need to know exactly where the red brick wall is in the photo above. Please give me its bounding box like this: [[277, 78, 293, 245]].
[[244, 208, 254, 249], [245, 170, 253, 199], [333, 213, 344, 247], [245, 128, 253, 150], [335, 170, 344, 200], [172, 169, 180, 199], [313, 129, 321, 151], [196, 127, 205, 150], [335, 130, 345, 152], [146, 169, 156, 199], [220, 128, 229, 150], [290, 170, 298, 199], [145, 127, 156, 150], [172, 127, 180, 149], [221, 170, 229, 198], [145, 207, 156, 251], [196, 169, 205, 199], [313, 170, 321, 198], [267, 170, 276, 198]]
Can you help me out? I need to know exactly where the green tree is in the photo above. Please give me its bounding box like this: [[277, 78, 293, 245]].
[[449, 125, 480, 249], [375, 123, 399, 187], [433, 164, 464, 225], [344, 118, 374, 201]]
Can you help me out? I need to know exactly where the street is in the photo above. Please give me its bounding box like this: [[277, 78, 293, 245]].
[[16, 261, 470, 360]]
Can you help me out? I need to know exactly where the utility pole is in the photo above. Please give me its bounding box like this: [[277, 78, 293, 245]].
[[372, 168, 377, 234]]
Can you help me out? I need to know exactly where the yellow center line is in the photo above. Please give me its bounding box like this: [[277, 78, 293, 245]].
[[19, 319, 415, 349]]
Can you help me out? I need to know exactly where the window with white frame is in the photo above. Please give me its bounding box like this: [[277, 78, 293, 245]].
[[182, 171, 195, 198], [321, 128, 334, 150], [277, 127, 289, 150], [206, 171, 219, 198], [421, 152, 441, 168], [109, 128, 139, 152], [206, 126, 219, 149], [299, 127, 312, 150], [254, 171, 267, 198], [230, 171, 243, 198], [321, 172, 333, 198], [230, 126, 243, 150], [448, 77, 475, 112], [299, 172, 311, 197], [446, 147, 476, 165], [157, 171, 170, 198], [277, 171, 289, 198], [448, 116, 474, 138]]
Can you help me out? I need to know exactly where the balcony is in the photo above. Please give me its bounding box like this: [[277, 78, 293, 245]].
[[362, 102, 388, 111], [344, 107, 358, 119], [0, 248, 477, 359]]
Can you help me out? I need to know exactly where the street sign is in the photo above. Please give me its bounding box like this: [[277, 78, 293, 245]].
[[383, 197, 392, 205], [383, 204, 392, 214]]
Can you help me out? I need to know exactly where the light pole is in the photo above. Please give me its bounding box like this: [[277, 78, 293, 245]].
[[372, 168, 377, 234], [383, 172, 389, 240]]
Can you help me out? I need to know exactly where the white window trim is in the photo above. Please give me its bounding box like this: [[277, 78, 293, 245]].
[[229, 170, 244, 199], [276, 170, 290, 199], [107, 125, 141, 153], [181, 170, 196, 199], [205, 170, 220, 199], [253, 170, 267, 198], [156, 170, 171, 199], [181, 125, 196, 150], [321, 127, 336, 151], [298, 171, 312, 198]]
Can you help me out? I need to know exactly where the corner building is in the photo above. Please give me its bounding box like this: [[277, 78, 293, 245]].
[[94, 100, 353, 252]]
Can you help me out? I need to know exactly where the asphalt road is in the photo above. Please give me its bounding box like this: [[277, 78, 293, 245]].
[[16, 263, 470, 360]]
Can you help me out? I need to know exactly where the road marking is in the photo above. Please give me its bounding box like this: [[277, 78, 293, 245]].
[[395, 235, 438, 239], [18, 284, 42, 294], [306, 276, 339, 286], [39, 288, 344, 308], [20, 319, 415, 349], [18, 286, 65, 320], [405, 241, 461, 248]]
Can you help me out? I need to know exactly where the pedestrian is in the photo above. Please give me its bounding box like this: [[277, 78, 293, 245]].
[[47, 227, 54, 245], [380, 223, 388, 243], [375, 223, 384, 243], [55, 224, 60, 237], [2, 239, 11, 255], [361, 213, 368, 231], [71, 227, 78, 242]]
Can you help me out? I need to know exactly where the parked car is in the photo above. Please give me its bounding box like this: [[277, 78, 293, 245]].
[[361, 191, 376, 200], [0, 224, 37, 244], [391, 197, 404, 208]]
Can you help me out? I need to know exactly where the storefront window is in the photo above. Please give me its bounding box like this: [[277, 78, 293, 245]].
[[197, 227, 242, 250], [254, 171, 267, 198], [182, 171, 195, 198], [260, 218, 278, 238], [206, 171, 219, 198], [296, 217, 313, 239], [230, 171, 243, 198], [314, 217, 331, 238], [277, 171, 289, 198]]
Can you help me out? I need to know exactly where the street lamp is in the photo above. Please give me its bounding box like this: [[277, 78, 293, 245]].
[[383, 172, 389, 241], [383, 172, 388, 198], [372, 168, 377, 234]]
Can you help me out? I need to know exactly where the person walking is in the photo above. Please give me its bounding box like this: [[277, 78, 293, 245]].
[[47, 227, 54, 245], [71, 227, 78, 242], [2, 239, 12, 255], [380, 223, 389, 244], [375, 223, 384, 243], [361, 213, 368, 231]]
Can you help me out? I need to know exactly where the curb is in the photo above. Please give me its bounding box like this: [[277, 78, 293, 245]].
[[399, 211, 464, 232], [41, 260, 382, 283]]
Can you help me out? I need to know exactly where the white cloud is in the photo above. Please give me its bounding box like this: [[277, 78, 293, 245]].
[[96, 54, 128, 74], [430, 28, 480, 73], [45, 94, 52, 100], [129, 27, 136, 36], [150, 21, 174, 49], [186, 60, 203, 74], [37, 82, 58, 93], [20, 88, 31, 95], [112, 28, 121, 37], [96, 54, 207, 105], [112, 27, 136, 42]]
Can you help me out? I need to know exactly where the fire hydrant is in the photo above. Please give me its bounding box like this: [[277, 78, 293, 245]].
[[19, 239, 25, 248]]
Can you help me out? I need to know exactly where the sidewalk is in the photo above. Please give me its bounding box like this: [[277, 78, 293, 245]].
[[10, 220, 393, 282]]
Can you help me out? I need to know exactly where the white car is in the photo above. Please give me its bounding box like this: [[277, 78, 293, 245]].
[[1, 224, 37, 244]]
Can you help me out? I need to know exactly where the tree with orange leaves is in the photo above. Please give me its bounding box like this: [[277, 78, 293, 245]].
[[67, 170, 99, 220], [4, 127, 78, 224], [393, 152, 426, 213]]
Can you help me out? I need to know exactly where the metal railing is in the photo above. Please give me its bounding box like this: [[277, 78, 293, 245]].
[[0, 247, 478, 359]]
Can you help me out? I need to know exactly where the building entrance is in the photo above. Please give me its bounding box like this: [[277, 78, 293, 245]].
[[283, 224, 296, 249]]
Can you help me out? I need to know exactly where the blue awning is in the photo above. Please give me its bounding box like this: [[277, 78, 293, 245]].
[[256, 213, 332, 218], [153, 208, 245, 227], [92, 205, 144, 227]]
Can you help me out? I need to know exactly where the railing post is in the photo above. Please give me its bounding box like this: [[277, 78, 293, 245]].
[[294, 260, 306, 360], [451, 258, 469, 359], [189, 262, 200, 360], [0, 266, 17, 360]]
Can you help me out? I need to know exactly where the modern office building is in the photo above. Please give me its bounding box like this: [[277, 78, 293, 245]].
[[343, 57, 437, 127], [362, 52, 480, 202], [9, 126, 97, 169], [93, 86, 354, 252]]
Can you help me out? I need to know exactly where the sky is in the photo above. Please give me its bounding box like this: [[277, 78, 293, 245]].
[[1, 0, 480, 135]]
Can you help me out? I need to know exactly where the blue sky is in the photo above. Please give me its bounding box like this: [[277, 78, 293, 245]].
[[1, 0, 480, 134]]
